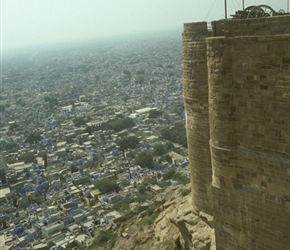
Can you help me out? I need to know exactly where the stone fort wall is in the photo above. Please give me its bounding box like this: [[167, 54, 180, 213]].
[[183, 22, 213, 215], [182, 15, 290, 249]]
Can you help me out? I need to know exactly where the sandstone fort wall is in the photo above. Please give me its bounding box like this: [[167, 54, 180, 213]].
[[183, 22, 213, 215], [183, 15, 290, 249]]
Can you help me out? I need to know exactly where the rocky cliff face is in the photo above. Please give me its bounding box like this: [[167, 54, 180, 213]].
[[153, 186, 215, 250], [90, 184, 215, 250]]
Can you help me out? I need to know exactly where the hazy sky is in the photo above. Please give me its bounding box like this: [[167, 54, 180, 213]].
[[1, 0, 288, 50]]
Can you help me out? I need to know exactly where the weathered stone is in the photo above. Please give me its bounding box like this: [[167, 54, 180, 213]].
[[182, 14, 290, 250], [182, 22, 213, 215], [153, 187, 215, 250]]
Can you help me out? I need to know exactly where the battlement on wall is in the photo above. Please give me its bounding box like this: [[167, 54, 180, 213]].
[[212, 15, 290, 37], [183, 14, 290, 38], [182, 14, 290, 250]]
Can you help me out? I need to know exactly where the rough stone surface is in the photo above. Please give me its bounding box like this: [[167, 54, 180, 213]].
[[104, 185, 215, 250], [154, 190, 215, 250], [182, 22, 213, 215], [183, 14, 290, 250]]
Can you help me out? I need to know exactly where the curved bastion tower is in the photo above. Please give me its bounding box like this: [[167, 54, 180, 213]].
[[182, 22, 213, 215], [182, 15, 290, 250]]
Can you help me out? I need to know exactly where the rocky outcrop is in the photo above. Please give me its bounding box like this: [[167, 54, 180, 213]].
[[153, 186, 215, 250], [92, 185, 215, 250]]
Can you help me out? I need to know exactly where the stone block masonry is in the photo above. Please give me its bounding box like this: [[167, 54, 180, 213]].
[[183, 22, 213, 215], [182, 15, 290, 250]]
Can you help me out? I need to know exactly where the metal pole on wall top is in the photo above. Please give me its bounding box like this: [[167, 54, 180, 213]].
[[224, 0, 227, 19]]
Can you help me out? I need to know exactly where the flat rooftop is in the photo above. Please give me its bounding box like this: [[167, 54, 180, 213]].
[[0, 187, 10, 199]]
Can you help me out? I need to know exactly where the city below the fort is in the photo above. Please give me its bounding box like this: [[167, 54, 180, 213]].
[[0, 31, 191, 250]]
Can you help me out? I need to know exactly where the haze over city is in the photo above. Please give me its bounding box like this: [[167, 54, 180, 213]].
[[1, 0, 288, 50]]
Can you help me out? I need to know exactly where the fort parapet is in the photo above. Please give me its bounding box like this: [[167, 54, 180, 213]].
[[182, 15, 290, 249]]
